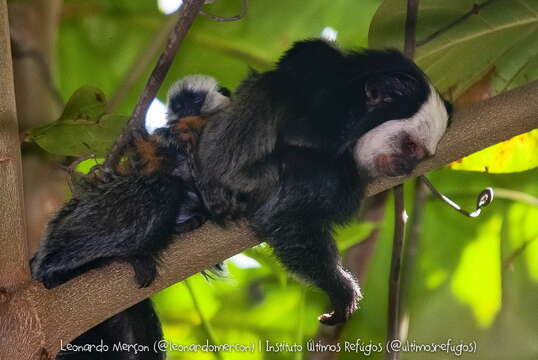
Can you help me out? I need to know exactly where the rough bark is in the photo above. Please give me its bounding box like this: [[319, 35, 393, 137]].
[[9, 0, 62, 130], [9, 0, 66, 255], [11, 79, 538, 359], [0, 0, 29, 288]]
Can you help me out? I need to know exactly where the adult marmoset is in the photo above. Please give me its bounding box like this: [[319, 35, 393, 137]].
[[31, 38, 451, 359], [193, 39, 451, 324]]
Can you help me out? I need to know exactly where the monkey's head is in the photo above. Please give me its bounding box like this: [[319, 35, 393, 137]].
[[276, 39, 452, 179], [166, 75, 230, 120]]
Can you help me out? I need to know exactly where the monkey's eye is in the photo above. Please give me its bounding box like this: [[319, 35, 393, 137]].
[[365, 86, 393, 110]]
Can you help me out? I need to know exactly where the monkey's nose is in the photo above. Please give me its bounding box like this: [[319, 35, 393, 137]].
[[374, 153, 423, 178], [400, 136, 429, 161]]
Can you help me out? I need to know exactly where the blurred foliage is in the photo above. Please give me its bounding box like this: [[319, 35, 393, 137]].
[[23, 0, 538, 359], [28, 86, 127, 156]]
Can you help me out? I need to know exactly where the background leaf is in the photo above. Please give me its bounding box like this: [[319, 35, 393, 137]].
[[28, 86, 128, 156], [369, 0, 538, 98]]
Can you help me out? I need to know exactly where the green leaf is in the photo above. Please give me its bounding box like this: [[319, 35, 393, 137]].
[[28, 86, 128, 157], [451, 215, 502, 328], [74, 158, 104, 174], [59, 85, 107, 122], [333, 221, 377, 252], [369, 0, 538, 98]]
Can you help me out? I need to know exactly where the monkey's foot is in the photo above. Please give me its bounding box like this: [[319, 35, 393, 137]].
[[318, 280, 363, 325], [130, 256, 158, 288]]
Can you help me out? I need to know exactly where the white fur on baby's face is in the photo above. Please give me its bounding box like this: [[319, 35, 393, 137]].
[[145, 75, 230, 135], [166, 75, 230, 119], [353, 84, 449, 178]]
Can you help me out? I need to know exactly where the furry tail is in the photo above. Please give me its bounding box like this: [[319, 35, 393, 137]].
[[55, 299, 164, 360]]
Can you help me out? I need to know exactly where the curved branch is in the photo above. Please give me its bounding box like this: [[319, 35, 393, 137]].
[[14, 80, 538, 357], [385, 185, 406, 360], [416, 0, 498, 47], [199, 0, 248, 22], [103, 0, 206, 170]]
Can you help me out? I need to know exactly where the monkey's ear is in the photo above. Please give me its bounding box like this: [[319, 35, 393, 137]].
[[277, 39, 343, 75], [364, 72, 418, 109]]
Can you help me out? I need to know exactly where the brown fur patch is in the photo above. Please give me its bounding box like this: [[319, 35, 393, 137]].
[[133, 136, 162, 174], [173, 116, 207, 144]]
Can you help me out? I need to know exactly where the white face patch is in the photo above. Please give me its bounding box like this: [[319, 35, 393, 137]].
[[167, 75, 230, 118], [145, 75, 230, 134], [353, 84, 449, 178]]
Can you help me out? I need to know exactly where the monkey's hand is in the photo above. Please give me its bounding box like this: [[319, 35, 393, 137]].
[[257, 215, 363, 325]]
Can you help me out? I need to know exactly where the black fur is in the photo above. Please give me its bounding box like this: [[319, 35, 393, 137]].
[[31, 143, 205, 289], [31, 39, 450, 357], [31, 82, 214, 359], [55, 300, 163, 360], [196, 39, 449, 324], [32, 173, 184, 288]]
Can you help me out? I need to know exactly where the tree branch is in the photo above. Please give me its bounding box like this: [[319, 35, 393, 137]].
[[199, 0, 248, 22], [385, 185, 406, 360], [384, 2, 418, 357], [103, 0, 207, 170], [36, 223, 258, 357], [0, 0, 29, 287], [106, 14, 179, 114], [5, 81, 538, 358], [416, 0, 497, 47], [403, 0, 419, 58], [397, 179, 428, 340]]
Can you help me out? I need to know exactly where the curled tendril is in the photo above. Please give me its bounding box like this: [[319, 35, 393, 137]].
[[199, 0, 248, 22], [419, 176, 494, 218]]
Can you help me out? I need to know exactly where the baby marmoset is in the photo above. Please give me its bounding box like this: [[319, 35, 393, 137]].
[[31, 75, 229, 360]]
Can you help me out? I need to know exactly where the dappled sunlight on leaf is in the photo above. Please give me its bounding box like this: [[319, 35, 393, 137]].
[[507, 203, 538, 282], [449, 130, 538, 173]]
